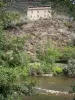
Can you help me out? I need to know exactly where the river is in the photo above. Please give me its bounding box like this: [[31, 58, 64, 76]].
[[23, 76, 75, 100]]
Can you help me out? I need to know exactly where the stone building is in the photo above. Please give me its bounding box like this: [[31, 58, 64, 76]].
[[27, 6, 51, 20]]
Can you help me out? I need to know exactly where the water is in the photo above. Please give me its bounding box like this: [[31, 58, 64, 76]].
[[24, 94, 72, 100], [23, 76, 75, 100]]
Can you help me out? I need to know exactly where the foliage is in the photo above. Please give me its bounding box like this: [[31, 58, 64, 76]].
[[63, 59, 75, 77], [0, 30, 31, 67], [70, 83, 75, 94], [0, 67, 35, 100], [36, 48, 62, 74], [37, 48, 61, 63], [60, 46, 75, 63], [0, 27, 34, 100], [35, 48, 61, 75], [0, 5, 34, 99], [40, 62, 53, 74], [28, 62, 55, 75], [0, 1, 35, 100], [0, 10, 20, 29], [41, 0, 75, 18], [52, 66, 63, 75], [0, 31, 35, 99], [28, 62, 43, 75]]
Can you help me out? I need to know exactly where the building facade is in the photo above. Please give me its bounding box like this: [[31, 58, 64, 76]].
[[27, 6, 51, 20]]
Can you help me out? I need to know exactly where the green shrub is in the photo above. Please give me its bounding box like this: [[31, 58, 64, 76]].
[[70, 83, 75, 94], [0, 67, 35, 100], [37, 48, 61, 63], [28, 62, 54, 75], [0, 10, 20, 29], [52, 66, 63, 75], [60, 46, 75, 63], [63, 59, 75, 77], [0, 27, 35, 100], [0, 3, 35, 100], [40, 62, 53, 74], [36, 48, 61, 74], [0, 31, 30, 67], [28, 62, 43, 75]]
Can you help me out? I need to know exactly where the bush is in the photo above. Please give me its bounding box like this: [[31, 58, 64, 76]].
[[0, 4, 35, 100], [40, 62, 53, 74], [52, 66, 63, 75], [37, 48, 61, 63], [63, 59, 75, 77], [0, 29, 35, 100], [36, 48, 62, 74], [0, 31, 30, 67], [28, 62, 43, 76], [28, 62, 54, 75], [0, 67, 35, 100], [0, 11, 20, 29], [60, 47, 75, 63]]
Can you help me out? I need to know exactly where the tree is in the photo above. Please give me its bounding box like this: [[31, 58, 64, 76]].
[[63, 59, 75, 77], [0, 1, 35, 100], [41, 0, 75, 18]]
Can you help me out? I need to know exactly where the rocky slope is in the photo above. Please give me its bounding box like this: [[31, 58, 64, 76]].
[[7, 14, 75, 57]]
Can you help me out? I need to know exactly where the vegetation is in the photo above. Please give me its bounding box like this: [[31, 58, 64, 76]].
[[0, 31, 35, 100], [28, 62, 56, 75], [28, 46, 75, 76], [0, 1, 35, 100], [60, 46, 75, 63], [0, 67, 35, 100], [63, 59, 75, 77], [37, 48, 61, 63], [41, 0, 75, 18], [28, 62, 43, 76], [0, 0, 75, 99], [52, 66, 63, 75], [0, 11, 20, 29]]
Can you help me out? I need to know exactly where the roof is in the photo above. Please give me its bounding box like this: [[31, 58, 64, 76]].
[[28, 6, 51, 10]]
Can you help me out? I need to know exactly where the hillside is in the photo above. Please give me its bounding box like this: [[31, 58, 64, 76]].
[[6, 1, 42, 12], [7, 14, 75, 57]]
